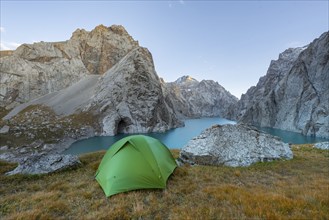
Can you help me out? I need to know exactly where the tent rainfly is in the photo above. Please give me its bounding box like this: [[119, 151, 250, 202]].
[[95, 135, 177, 197]]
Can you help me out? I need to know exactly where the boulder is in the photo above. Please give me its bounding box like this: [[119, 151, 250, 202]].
[[179, 124, 293, 167], [314, 142, 329, 150], [0, 145, 9, 151], [0, 125, 10, 134], [6, 153, 81, 175]]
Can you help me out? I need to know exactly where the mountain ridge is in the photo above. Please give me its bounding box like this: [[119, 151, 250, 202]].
[[236, 31, 329, 138]]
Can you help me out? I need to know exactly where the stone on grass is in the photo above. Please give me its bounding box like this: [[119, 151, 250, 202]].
[[6, 153, 81, 175], [314, 142, 329, 150], [179, 124, 293, 167], [0, 125, 10, 134]]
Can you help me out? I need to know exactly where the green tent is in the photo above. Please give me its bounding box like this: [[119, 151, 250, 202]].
[[95, 135, 177, 197]]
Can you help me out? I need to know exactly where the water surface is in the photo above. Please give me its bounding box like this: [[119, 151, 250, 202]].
[[257, 126, 328, 145], [63, 118, 328, 155], [63, 117, 235, 155]]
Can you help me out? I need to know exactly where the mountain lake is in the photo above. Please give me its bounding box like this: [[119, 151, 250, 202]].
[[63, 117, 328, 155]]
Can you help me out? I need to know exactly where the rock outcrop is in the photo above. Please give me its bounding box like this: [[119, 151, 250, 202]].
[[6, 153, 81, 175], [314, 142, 329, 150], [166, 76, 238, 119], [0, 24, 139, 109], [179, 124, 293, 167], [2, 47, 182, 139], [237, 31, 329, 138], [89, 47, 183, 135]]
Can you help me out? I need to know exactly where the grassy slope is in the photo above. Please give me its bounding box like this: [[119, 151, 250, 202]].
[[0, 105, 100, 148], [0, 145, 328, 220]]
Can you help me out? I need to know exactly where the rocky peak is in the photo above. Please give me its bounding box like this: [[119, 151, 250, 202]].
[[0, 24, 141, 108], [93, 24, 109, 32], [237, 31, 329, 139], [109, 25, 131, 36], [235, 46, 306, 120], [175, 75, 198, 84], [267, 46, 306, 78], [70, 24, 139, 75], [71, 28, 89, 40], [165, 76, 238, 119]]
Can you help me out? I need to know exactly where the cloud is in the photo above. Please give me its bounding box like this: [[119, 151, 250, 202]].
[[0, 27, 21, 50], [0, 41, 21, 50], [168, 0, 185, 8]]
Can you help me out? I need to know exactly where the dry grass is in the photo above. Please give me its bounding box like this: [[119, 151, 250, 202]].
[[0, 145, 328, 219]]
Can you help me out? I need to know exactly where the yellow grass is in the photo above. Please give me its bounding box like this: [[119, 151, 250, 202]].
[[0, 145, 328, 219]]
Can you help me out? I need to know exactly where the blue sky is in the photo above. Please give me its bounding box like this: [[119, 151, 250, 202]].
[[1, 1, 328, 98]]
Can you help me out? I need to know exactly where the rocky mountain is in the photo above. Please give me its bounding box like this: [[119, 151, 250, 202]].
[[0, 24, 139, 109], [0, 25, 182, 157], [166, 76, 238, 119], [2, 48, 183, 136], [237, 31, 329, 138]]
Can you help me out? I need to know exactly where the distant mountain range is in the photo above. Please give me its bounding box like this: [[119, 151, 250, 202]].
[[165, 75, 238, 119]]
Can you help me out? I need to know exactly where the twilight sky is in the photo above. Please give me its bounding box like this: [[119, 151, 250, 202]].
[[1, 1, 328, 98]]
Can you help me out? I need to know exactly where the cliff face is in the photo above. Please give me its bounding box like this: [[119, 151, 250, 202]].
[[3, 47, 182, 136], [238, 32, 329, 138], [0, 25, 139, 109], [89, 47, 183, 135], [0, 25, 183, 154], [166, 76, 238, 119], [236, 47, 306, 120]]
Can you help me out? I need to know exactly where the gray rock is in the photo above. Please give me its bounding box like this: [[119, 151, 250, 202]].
[[2, 25, 183, 144], [0, 125, 10, 134], [236, 31, 329, 139], [91, 47, 183, 135], [314, 142, 329, 150], [165, 76, 238, 119], [0, 152, 16, 162], [6, 153, 81, 175], [0, 24, 139, 109], [6, 47, 183, 136], [179, 124, 293, 167], [0, 145, 9, 151]]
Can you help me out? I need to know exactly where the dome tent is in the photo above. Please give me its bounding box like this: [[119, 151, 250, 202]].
[[95, 135, 177, 197]]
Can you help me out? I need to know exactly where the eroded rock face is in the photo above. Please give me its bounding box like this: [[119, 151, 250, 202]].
[[0, 24, 139, 108], [3, 47, 183, 138], [88, 47, 183, 135], [166, 76, 238, 119], [6, 153, 81, 175], [237, 31, 329, 138], [235, 47, 305, 120], [179, 124, 293, 167]]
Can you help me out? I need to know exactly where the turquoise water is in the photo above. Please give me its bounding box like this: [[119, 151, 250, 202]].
[[63, 117, 235, 155], [63, 118, 328, 155], [257, 127, 328, 144]]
